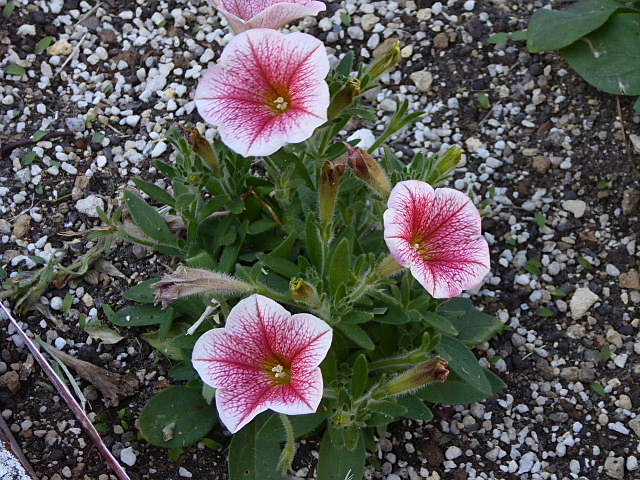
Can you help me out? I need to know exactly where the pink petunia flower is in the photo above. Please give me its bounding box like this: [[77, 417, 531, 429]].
[[192, 294, 332, 433], [383, 180, 490, 299], [195, 29, 330, 157], [209, 0, 326, 33]]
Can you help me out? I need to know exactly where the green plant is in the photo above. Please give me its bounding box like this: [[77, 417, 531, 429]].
[[491, 0, 640, 112]]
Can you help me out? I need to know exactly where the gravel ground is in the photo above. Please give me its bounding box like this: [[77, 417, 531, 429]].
[[1, 0, 640, 479]]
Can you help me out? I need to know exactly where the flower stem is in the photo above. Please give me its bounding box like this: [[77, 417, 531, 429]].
[[277, 414, 296, 476]]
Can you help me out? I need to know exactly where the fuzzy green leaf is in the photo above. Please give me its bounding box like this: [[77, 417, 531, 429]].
[[139, 386, 217, 448], [316, 428, 366, 480], [436, 335, 492, 394], [124, 190, 178, 246], [561, 13, 640, 96]]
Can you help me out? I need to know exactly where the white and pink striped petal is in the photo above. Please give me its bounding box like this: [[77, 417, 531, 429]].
[[195, 29, 330, 157], [209, 0, 326, 33], [383, 180, 490, 299], [192, 294, 332, 433]]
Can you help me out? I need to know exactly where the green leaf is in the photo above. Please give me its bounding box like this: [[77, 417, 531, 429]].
[[369, 400, 408, 418], [418, 368, 505, 404], [139, 386, 218, 448], [168, 361, 197, 381], [328, 237, 351, 294], [110, 305, 174, 327], [4, 64, 26, 76], [635, 96, 640, 113], [123, 278, 159, 303], [336, 51, 354, 76], [527, 0, 631, 52], [257, 253, 300, 278], [3, 1, 15, 19], [351, 354, 369, 399], [397, 395, 434, 420], [133, 178, 175, 207], [561, 13, 640, 96], [436, 335, 492, 395], [228, 415, 283, 480], [35, 36, 55, 54], [32, 130, 49, 142], [422, 311, 459, 336], [124, 190, 178, 246], [316, 428, 366, 480], [488, 32, 509, 44], [21, 151, 37, 166], [305, 219, 324, 270], [337, 324, 375, 350], [439, 298, 505, 345]]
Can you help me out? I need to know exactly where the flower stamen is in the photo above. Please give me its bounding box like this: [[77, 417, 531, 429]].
[[272, 364, 287, 379]]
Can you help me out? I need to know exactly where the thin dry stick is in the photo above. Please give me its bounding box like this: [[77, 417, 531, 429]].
[[0, 302, 131, 480]]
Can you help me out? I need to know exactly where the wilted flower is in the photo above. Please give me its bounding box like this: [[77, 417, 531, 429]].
[[347, 146, 392, 197], [195, 29, 330, 157], [208, 0, 325, 33], [378, 358, 449, 397], [319, 159, 346, 226], [153, 266, 253, 308], [383, 180, 490, 298], [192, 294, 332, 433]]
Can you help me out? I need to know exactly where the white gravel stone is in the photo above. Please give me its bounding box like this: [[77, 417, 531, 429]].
[[75, 195, 105, 217], [627, 456, 638, 471], [178, 467, 193, 478], [151, 141, 168, 158], [562, 199, 587, 218], [445, 446, 462, 460], [604, 456, 625, 479], [410, 71, 433, 92], [463, 0, 475, 10], [347, 129, 376, 151], [17, 25, 36, 36], [50, 297, 63, 311], [50, 0, 63, 13], [120, 447, 136, 466], [54, 337, 66, 349], [569, 287, 599, 319]]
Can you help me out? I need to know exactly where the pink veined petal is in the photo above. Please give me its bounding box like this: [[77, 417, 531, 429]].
[[267, 367, 324, 415], [383, 181, 490, 299], [214, 369, 277, 433], [192, 328, 270, 390], [210, 0, 325, 32], [195, 29, 329, 157], [191, 294, 332, 433]]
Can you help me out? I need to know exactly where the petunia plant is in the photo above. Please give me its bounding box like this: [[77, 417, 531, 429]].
[[100, 1, 508, 478]]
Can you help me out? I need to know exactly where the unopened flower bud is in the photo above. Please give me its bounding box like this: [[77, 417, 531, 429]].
[[327, 78, 361, 120], [378, 358, 449, 397], [366, 41, 401, 82], [290, 278, 321, 307], [153, 266, 252, 308], [319, 160, 346, 227], [184, 127, 221, 175], [347, 146, 391, 197]]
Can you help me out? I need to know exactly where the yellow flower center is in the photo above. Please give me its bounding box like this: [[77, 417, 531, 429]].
[[266, 89, 292, 115], [265, 358, 292, 385]]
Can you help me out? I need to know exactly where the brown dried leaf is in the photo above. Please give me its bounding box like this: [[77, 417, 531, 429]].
[[0, 371, 20, 394], [47, 347, 138, 406], [94, 259, 125, 279]]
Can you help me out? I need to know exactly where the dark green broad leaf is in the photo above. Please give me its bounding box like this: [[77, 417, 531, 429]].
[[110, 305, 174, 327], [368, 400, 408, 418], [337, 323, 375, 350], [124, 190, 178, 246], [561, 13, 640, 96], [305, 220, 324, 270], [527, 0, 632, 52], [635, 96, 640, 113], [261, 412, 327, 441], [316, 428, 366, 480], [168, 361, 198, 380], [4, 64, 25, 76], [418, 368, 506, 404], [422, 311, 459, 336], [438, 298, 504, 344], [397, 394, 434, 420], [436, 335, 492, 395], [257, 253, 300, 278], [139, 386, 218, 448], [133, 178, 176, 207], [342, 311, 373, 325], [123, 278, 160, 303], [228, 415, 283, 480]]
